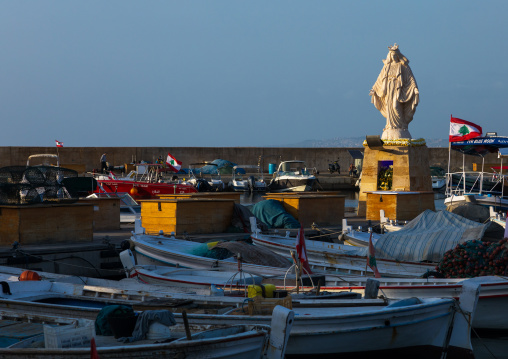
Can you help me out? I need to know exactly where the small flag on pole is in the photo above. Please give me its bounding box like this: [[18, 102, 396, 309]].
[[449, 116, 482, 142], [296, 225, 312, 274], [55, 140, 63, 148], [367, 232, 381, 278], [166, 152, 182, 173]]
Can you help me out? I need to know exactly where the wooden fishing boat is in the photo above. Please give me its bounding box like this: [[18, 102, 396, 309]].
[[0, 306, 294, 359], [251, 228, 435, 278], [129, 231, 292, 277], [122, 256, 508, 331], [0, 276, 482, 358]]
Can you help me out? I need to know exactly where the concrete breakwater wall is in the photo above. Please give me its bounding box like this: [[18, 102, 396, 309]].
[[0, 146, 497, 174]]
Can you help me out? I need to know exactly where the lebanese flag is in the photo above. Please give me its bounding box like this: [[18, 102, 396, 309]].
[[449, 116, 482, 142], [296, 226, 312, 274], [166, 152, 182, 172], [367, 232, 381, 278], [55, 140, 63, 147]]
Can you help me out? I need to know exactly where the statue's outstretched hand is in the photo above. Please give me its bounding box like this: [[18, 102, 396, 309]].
[[369, 89, 374, 96]]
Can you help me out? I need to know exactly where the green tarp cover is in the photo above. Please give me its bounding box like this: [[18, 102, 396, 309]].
[[250, 199, 300, 229]]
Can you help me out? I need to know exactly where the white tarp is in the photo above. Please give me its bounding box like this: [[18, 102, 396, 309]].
[[373, 210, 490, 262]]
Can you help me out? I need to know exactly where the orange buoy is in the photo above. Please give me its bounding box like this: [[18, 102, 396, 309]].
[[19, 270, 41, 281], [129, 187, 138, 196]]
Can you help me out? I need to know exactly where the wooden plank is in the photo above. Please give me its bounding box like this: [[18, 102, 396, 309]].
[[78, 198, 120, 231], [366, 192, 435, 221], [0, 204, 93, 245], [141, 199, 234, 235]]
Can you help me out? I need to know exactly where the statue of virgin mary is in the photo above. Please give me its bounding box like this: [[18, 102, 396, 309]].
[[369, 44, 419, 140]]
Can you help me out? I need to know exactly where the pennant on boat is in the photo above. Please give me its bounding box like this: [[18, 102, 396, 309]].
[[449, 116, 482, 142], [90, 337, 100, 359], [109, 171, 117, 180], [55, 140, 63, 148], [296, 225, 312, 274], [166, 152, 182, 172], [367, 232, 381, 278]]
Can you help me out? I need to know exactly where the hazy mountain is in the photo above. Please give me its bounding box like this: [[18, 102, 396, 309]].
[[282, 137, 448, 148]]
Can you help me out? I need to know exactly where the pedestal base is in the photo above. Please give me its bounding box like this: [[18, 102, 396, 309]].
[[365, 191, 435, 221], [357, 140, 433, 219]]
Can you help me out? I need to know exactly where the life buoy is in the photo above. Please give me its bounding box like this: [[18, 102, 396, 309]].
[[19, 270, 41, 281]]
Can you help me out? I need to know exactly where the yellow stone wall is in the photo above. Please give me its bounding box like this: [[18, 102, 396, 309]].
[[358, 144, 432, 217]]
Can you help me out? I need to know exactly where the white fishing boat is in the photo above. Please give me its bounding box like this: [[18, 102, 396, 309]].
[[188, 162, 225, 192], [340, 218, 382, 247], [129, 263, 264, 290], [489, 206, 507, 228], [282, 210, 492, 277], [128, 221, 292, 277], [0, 273, 482, 358], [0, 306, 294, 359], [116, 253, 508, 331], [267, 160, 317, 192], [252, 230, 434, 277], [229, 165, 267, 192], [445, 135, 508, 211], [250, 218, 436, 278], [430, 166, 446, 190]]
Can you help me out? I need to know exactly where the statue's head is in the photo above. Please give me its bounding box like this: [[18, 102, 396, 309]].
[[383, 43, 409, 66]]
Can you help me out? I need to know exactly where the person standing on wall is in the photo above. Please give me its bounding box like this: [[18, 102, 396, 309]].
[[100, 152, 108, 173]]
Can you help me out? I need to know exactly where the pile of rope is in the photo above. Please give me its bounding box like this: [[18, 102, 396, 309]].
[[435, 238, 508, 278]]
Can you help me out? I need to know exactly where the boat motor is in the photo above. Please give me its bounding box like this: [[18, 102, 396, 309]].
[[247, 176, 255, 192]]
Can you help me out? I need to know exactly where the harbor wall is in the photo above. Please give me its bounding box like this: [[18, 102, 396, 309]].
[[0, 146, 498, 174]]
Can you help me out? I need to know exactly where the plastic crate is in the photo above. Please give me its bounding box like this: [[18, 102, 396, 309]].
[[44, 320, 95, 349]]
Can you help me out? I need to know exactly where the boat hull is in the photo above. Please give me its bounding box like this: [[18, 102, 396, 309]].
[[268, 177, 315, 192], [94, 179, 197, 200], [132, 234, 291, 277], [251, 233, 436, 277]]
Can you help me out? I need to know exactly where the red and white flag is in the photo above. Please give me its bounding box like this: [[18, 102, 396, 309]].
[[367, 232, 381, 278], [166, 152, 182, 172], [449, 116, 482, 142], [55, 140, 63, 148], [296, 225, 312, 274]]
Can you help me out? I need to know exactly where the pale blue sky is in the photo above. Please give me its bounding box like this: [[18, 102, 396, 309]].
[[1, 1, 506, 147]]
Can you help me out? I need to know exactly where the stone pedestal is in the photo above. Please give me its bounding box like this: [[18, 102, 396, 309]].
[[357, 140, 433, 218]]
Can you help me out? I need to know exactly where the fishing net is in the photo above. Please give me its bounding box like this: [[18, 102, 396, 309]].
[[0, 166, 79, 205], [213, 241, 291, 268], [0, 166, 27, 184], [435, 238, 508, 278], [187, 241, 234, 260]]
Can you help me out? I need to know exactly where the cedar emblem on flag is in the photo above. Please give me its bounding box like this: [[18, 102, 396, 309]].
[[166, 152, 182, 173], [55, 140, 63, 148], [449, 116, 482, 142]]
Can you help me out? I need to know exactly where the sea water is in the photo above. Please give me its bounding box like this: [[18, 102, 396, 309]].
[[240, 191, 448, 210]]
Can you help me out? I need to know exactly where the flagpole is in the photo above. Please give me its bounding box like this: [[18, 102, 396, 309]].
[[447, 116, 452, 196]]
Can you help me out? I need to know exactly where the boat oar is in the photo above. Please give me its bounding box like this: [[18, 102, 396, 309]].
[[182, 311, 192, 340]]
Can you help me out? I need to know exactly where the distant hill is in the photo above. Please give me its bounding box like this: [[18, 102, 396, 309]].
[[281, 137, 448, 148]]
